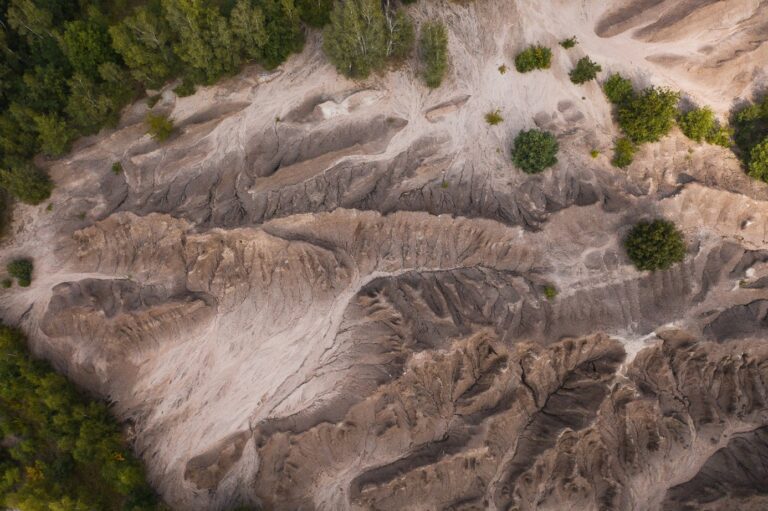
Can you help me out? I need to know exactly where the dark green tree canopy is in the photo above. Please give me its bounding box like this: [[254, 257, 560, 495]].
[[0, 0, 315, 207], [624, 219, 686, 271], [323, 0, 413, 78], [603, 73, 633, 105], [0, 324, 166, 510], [511, 129, 559, 174]]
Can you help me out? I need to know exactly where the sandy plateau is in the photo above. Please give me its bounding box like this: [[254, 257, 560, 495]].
[[2, 0, 768, 510]]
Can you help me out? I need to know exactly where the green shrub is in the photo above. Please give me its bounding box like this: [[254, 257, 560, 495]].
[[7, 258, 33, 287], [569, 56, 601, 85], [624, 219, 686, 271], [748, 138, 768, 182], [603, 73, 634, 105], [677, 106, 732, 147], [612, 137, 635, 168], [419, 21, 449, 88], [543, 285, 558, 300], [0, 160, 53, 205], [146, 113, 174, 142], [590, 149, 600, 158], [498, 64, 508, 74], [617, 86, 679, 143], [485, 110, 503, 126], [2, 278, 12, 288], [732, 96, 768, 169], [514, 45, 552, 73], [706, 125, 733, 148], [173, 78, 196, 97], [511, 129, 559, 174], [559, 37, 577, 49], [111, 161, 123, 174]]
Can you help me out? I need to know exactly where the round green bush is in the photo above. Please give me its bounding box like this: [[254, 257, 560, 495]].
[[624, 220, 686, 271], [511, 129, 558, 174], [7, 258, 33, 287], [603, 73, 634, 105], [569, 56, 601, 85]]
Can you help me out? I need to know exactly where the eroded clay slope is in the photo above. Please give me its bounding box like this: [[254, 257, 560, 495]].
[[1, 0, 768, 510]]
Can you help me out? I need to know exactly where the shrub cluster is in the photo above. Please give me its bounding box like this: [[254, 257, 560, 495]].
[[0, 324, 166, 510], [749, 139, 768, 182], [511, 129, 559, 174], [732, 96, 768, 182], [323, 0, 413, 78], [612, 138, 636, 168], [146, 113, 174, 142], [617, 87, 680, 144], [603, 73, 679, 168], [603, 73, 634, 105], [569, 56, 601, 85], [419, 22, 449, 88], [6, 258, 33, 287], [514, 46, 552, 73], [624, 219, 686, 271], [678, 107, 731, 147]]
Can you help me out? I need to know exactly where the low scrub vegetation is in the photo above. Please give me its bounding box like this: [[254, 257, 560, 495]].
[[511, 129, 559, 174], [612, 138, 636, 168], [6, 258, 33, 287], [559, 37, 577, 49], [569, 57, 601, 85], [324, 0, 413, 78], [0, 324, 165, 510], [603, 73, 679, 167], [514, 45, 552, 73], [624, 219, 686, 271], [678, 106, 731, 147], [748, 139, 768, 182], [603, 73, 634, 105], [146, 113, 174, 142], [732, 95, 768, 182], [419, 22, 449, 88]]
